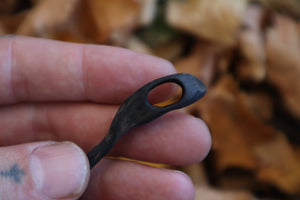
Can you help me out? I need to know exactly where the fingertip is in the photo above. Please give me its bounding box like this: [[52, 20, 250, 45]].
[[191, 116, 212, 162], [171, 170, 196, 200], [111, 111, 211, 165], [0, 141, 90, 200], [161, 112, 211, 164], [30, 142, 90, 199]]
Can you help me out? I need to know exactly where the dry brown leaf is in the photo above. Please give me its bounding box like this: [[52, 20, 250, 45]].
[[254, 134, 300, 194], [195, 75, 261, 171], [193, 75, 279, 171], [245, 91, 274, 121], [0, 11, 28, 34], [153, 38, 185, 61], [81, 0, 140, 43], [30, 0, 41, 4], [181, 164, 208, 186], [0, 0, 18, 14], [0, 23, 6, 35], [138, 0, 157, 26], [237, 5, 266, 82], [253, 0, 300, 19], [195, 186, 255, 200], [265, 13, 300, 119], [16, 0, 141, 43], [193, 74, 300, 194], [167, 0, 248, 46], [175, 52, 204, 79], [17, 0, 80, 40], [174, 44, 223, 86], [126, 36, 153, 55]]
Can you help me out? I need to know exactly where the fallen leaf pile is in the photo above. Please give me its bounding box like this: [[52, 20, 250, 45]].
[[1, 0, 300, 199]]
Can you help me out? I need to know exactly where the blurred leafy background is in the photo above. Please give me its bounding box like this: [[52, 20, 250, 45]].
[[1, 0, 300, 199]]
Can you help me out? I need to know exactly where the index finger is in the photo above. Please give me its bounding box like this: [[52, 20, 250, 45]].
[[0, 36, 176, 104]]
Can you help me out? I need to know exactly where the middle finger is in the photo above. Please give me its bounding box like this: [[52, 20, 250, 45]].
[[0, 103, 211, 165]]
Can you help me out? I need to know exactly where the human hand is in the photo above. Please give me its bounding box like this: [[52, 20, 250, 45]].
[[0, 36, 211, 200]]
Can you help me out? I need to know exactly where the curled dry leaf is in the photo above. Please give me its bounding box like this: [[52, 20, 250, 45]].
[[166, 0, 248, 46], [237, 5, 266, 82], [265, 13, 300, 119]]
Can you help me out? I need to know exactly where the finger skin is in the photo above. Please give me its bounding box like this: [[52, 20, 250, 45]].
[[112, 111, 211, 165], [82, 159, 195, 200], [0, 36, 211, 200], [0, 141, 89, 200], [0, 35, 211, 165], [0, 103, 211, 165], [0, 36, 176, 104]]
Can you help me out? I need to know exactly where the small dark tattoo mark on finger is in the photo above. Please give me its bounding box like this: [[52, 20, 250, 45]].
[[0, 164, 25, 183]]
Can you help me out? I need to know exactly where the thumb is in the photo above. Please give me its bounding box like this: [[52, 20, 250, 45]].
[[0, 141, 90, 200]]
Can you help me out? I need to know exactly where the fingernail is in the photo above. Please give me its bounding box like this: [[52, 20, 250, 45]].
[[30, 142, 90, 199], [174, 170, 192, 182]]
